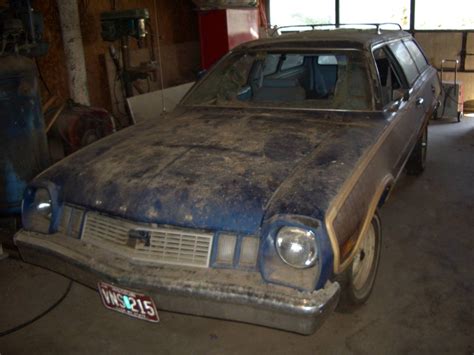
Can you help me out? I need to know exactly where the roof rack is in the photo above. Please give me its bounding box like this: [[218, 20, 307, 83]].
[[271, 23, 403, 37]]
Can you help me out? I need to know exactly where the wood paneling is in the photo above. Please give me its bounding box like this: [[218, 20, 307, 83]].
[[414, 31, 474, 102], [465, 33, 474, 71], [415, 32, 463, 69], [32, 0, 200, 112], [104, 41, 200, 121], [35, 1, 70, 103]]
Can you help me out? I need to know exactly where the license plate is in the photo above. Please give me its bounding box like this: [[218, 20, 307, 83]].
[[98, 282, 159, 323]]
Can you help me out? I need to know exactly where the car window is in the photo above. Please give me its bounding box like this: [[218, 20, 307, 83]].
[[373, 47, 404, 105], [388, 41, 420, 86], [182, 51, 373, 111], [403, 40, 429, 73], [280, 54, 304, 70]]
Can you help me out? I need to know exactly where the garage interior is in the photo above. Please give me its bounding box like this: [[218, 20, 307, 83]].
[[0, 0, 473, 353]]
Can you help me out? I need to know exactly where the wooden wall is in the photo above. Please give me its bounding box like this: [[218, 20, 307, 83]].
[[6, 1, 474, 108], [33, 0, 200, 111], [415, 31, 474, 102]]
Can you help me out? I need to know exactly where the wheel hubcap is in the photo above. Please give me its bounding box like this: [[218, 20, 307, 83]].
[[352, 223, 376, 291]]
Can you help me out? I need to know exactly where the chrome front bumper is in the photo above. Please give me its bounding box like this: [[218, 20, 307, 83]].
[[15, 230, 340, 335]]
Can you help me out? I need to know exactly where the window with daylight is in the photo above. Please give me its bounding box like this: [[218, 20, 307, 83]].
[[340, 0, 410, 29], [415, 0, 474, 29], [270, 0, 335, 27]]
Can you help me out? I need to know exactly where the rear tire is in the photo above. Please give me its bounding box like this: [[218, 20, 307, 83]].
[[336, 213, 382, 313], [406, 124, 428, 176]]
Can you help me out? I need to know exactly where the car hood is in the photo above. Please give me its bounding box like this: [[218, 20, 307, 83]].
[[38, 108, 368, 234]]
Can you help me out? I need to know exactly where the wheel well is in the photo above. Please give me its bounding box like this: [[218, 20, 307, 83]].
[[330, 175, 393, 275]]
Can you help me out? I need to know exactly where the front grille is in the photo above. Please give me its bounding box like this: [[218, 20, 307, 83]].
[[81, 211, 214, 268]]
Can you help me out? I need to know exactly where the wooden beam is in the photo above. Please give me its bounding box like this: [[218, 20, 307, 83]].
[[461, 32, 468, 72]]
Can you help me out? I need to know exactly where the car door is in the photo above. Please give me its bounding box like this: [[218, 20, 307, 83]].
[[386, 39, 433, 173], [373, 40, 424, 176], [403, 38, 441, 116]]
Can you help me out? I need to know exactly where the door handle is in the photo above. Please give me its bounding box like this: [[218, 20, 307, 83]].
[[431, 85, 436, 93], [416, 97, 424, 106]]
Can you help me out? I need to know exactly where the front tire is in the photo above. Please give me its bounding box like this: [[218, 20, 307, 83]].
[[336, 213, 382, 312]]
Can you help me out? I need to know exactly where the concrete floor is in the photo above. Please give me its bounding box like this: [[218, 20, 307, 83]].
[[1, 117, 473, 354]]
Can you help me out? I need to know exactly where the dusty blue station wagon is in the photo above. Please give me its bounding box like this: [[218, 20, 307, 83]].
[[15, 24, 440, 334]]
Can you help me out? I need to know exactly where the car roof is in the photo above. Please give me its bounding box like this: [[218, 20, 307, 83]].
[[239, 29, 413, 52]]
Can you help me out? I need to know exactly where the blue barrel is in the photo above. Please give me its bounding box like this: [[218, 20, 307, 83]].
[[0, 55, 50, 215]]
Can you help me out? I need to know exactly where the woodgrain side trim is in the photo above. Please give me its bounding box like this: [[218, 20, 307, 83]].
[[324, 111, 402, 275]]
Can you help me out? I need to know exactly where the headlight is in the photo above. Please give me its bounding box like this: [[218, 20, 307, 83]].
[[275, 227, 318, 268], [23, 187, 53, 234]]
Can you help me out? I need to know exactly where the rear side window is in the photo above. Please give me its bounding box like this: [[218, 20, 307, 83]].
[[404, 40, 429, 73], [388, 41, 420, 86]]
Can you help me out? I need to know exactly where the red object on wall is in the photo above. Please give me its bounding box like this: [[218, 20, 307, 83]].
[[198, 9, 259, 69]]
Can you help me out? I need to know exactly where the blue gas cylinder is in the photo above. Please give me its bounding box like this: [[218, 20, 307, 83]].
[[0, 55, 50, 215]]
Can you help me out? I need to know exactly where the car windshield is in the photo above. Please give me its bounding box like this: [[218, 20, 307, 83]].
[[182, 50, 373, 111]]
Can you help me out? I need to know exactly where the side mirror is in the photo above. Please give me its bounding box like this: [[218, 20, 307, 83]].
[[393, 88, 410, 101]]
